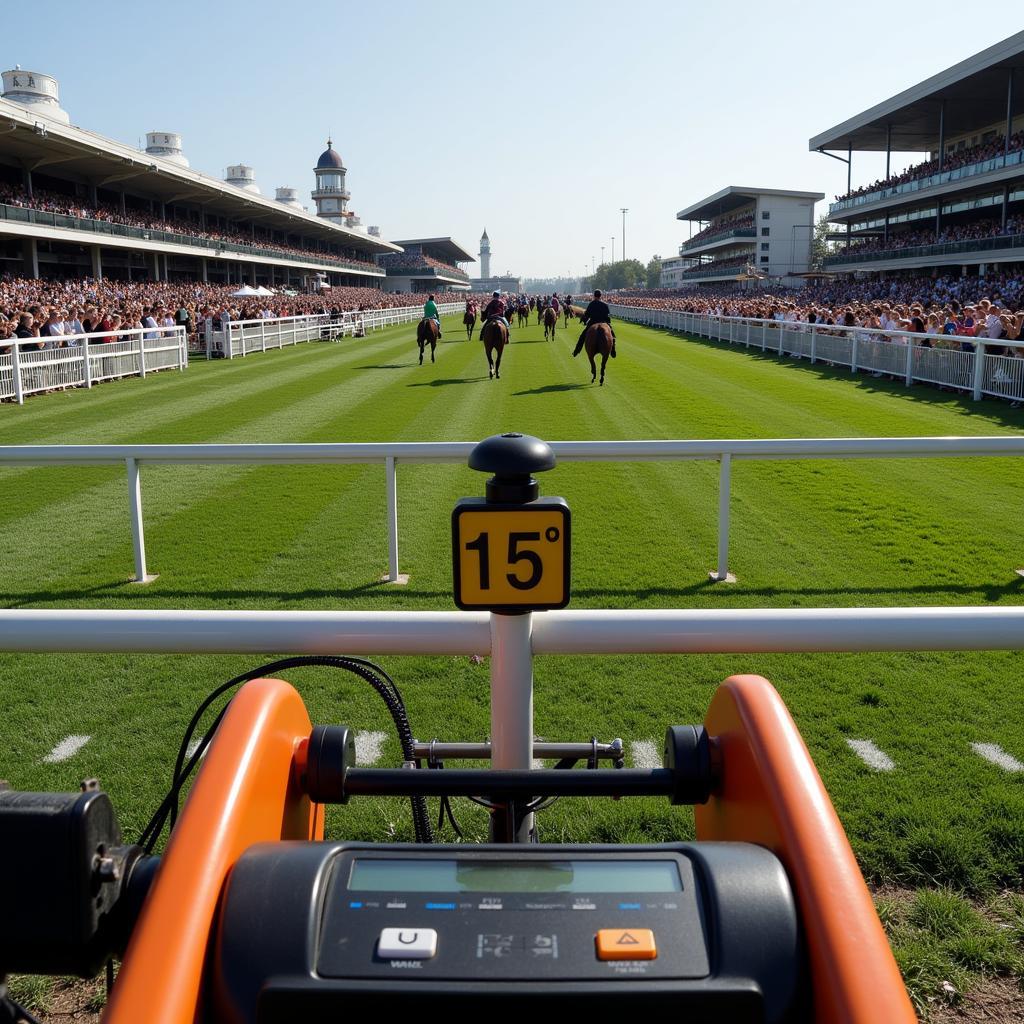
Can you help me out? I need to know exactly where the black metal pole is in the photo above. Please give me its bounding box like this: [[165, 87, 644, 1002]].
[[1006, 69, 1015, 159], [886, 124, 892, 179], [938, 100, 946, 171]]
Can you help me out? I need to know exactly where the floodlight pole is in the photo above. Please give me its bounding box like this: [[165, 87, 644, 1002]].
[[621, 208, 628, 262]]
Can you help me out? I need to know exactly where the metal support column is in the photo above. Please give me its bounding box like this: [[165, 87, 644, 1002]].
[[709, 454, 735, 583], [385, 455, 406, 584], [126, 458, 156, 583]]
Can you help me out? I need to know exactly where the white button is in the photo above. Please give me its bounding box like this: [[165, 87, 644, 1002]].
[[378, 927, 438, 959]]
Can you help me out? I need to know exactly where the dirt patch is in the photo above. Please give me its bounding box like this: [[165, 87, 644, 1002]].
[[927, 976, 1024, 1023]]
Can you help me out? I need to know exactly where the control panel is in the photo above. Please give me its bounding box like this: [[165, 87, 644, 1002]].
[[212, 842, 801, 1021]]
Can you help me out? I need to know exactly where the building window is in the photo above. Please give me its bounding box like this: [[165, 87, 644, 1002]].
[[762, 211, 770, 220], [760, 242, 769, 251], [761, 255, 770, 263], [761, 227, 770, 236]]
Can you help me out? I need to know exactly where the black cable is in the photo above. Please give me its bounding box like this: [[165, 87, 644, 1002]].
[[3, 1000, 42, 1024], [138, 656, 436, 852]]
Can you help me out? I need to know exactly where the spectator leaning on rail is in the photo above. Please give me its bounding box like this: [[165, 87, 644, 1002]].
[[423, 294, 442, 338], [573, 290, 616, 358]]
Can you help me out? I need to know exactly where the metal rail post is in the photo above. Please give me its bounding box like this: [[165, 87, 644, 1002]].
[[810, 325, 817, 364], [11, 342, 24, 405], [709, 453, 735, 583], [83, 337, 92, 388], [385, 455, 406, 584], [905, 343, 914, 387], [126, 457, 155, 583], [138, 330, 147, 379], [973, 342, 986, 401]]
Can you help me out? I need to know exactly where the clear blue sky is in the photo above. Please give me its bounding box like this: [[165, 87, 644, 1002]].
[[4, 1, 1022, 277]]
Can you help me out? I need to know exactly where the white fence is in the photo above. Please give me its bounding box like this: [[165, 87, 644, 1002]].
[[609, 305, 1024, 403], [1, 327, 186, 405], [2, 436, 1023, 586], [205, 302, 466, 360]]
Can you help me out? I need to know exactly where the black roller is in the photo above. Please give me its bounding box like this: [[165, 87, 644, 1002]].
[[663, 725, 714, 805], [305, 726, 356, 805]]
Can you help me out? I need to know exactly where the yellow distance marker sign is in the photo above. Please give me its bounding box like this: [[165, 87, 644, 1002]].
[[452, 498, 571, 611]]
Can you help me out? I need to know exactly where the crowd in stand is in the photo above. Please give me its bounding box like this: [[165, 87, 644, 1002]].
[[835, 130, 1024, 203], [378, 252, 469, 278], [0, 275, 483, 351], [682, 254, 753, 276], [609, 272, 1024, 345], [0, 184, 379, 272], [836, 214, 1024, 258], [682, 213, 755, 248]]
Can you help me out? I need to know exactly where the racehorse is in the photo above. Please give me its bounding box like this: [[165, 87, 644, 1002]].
[[480, 318, 507, 379], [517, 303, 529, 328], [529, 297, 536, 311], [583, 322, 614, 385], [537, 303, 544, 325], [563, 304, 574, 329], [463, 309, 477, 340], [417, 317, 439, 364], [542, 306, 557, 341]]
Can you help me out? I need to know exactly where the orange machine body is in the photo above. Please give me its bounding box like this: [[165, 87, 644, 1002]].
[[695, 674, 916, 1023]]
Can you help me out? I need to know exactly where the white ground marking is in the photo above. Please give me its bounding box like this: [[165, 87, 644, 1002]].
[[846, 739, 895, 772], [971, 742, 1024, 773], [186, 737, 207, 762], [532, 736, 545, 770], [355, 730, 387, 766], [630, 739, 661, 770], [42, 735, 91, 764]]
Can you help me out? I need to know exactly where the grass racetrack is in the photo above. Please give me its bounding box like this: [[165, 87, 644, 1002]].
[[2, 311, 1024, 1016]]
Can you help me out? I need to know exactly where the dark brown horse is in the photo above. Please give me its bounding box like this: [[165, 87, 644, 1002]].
[[463, 309, 477, 340], [563, 304, 574, 329], [542, 306, 557, 341], [584, 322, 614, 385], [417, 317, 439, 364], [529, 297, 536, 311], [481, 318, 507, 379], [537, 303, 544, 325], [517, 303, 529, 328]]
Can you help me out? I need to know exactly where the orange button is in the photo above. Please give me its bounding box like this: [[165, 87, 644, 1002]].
[[595, 928, 657, 960]]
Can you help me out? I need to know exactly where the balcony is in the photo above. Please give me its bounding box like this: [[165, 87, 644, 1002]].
[[0, 202, 383, 276], [829, 149, 1024, 218], [680, 262, 752, 281], [679, 227, 756, 255], [823, 230, 1024, 269]]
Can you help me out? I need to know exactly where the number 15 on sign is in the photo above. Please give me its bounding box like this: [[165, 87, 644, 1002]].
[[451, 499, 571, 611]]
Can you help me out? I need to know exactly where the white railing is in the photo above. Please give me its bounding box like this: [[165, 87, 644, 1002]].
[[1, 327, 187, 405], [207, 303, 466, 360], [2, 436, 1023, 586], [2, 605, 1023, 776], [608, 305, 1024, 403]]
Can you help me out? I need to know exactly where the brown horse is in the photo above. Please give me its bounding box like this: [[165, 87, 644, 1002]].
[[529, 297, 536, 311], [417, 317, 439, 364], [463, 309, 477, 340], [542, 306, 557, 341], [517, 303, 529, 328], [563, 304, 574, 329], [537, 303, 544, 325], [584, 322, 614, 385], [480, 318, 507, 379]]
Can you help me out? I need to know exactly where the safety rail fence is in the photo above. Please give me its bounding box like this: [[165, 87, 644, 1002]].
[[1, 327, 187, 405], [206, 302, 466, 359], [2, 437, 1022, 587], [608, 304, 1024, 403]]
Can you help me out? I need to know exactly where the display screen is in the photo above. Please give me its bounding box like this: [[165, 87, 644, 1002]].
[[348, 859, 681, 893]]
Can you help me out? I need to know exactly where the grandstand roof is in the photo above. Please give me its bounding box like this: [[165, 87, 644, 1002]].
[[389, 237, 476, 263], [0, 98, 400, 253], [676, 187, 824, 222], [809, 31, 1024, 152]]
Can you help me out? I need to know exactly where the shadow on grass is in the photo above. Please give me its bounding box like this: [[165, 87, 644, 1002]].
[[354, 364, 409, 370], [406, 376, 490, 387], [514, 382, 589, 396], [5, 575, 1023, 608]]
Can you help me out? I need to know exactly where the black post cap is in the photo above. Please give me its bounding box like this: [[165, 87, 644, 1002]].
[[468, 433, 556, 503]]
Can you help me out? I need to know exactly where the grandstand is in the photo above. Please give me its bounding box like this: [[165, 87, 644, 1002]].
[[812, 31, 1024, 277], [676, 186, 823, 285], [377, 237, 474, 292], [0, 69, 401, 290]]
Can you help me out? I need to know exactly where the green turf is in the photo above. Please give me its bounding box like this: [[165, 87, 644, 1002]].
[[1, 315, 1023, 946]]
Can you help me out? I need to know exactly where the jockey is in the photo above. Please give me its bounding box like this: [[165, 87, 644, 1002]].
[[423, 294, 442, 338], [481, 290, 511, 338], [465, 297, 477, 315], [551, 293, 561, 315], [572, 288, 616, 358]]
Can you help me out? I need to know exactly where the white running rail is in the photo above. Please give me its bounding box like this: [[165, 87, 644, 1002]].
[[608, 304, 1024, 403], [1, 436, 1023, 585], [1, 327, 186, 405]]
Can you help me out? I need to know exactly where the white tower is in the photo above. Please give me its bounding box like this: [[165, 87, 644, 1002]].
[[311, 139, 350, 226], [479, 229, 491, 279], [145, 132, 189, 167], [275, 187, 304, 211], [1, 67, 70, 124], [226, 165, 260, 194]]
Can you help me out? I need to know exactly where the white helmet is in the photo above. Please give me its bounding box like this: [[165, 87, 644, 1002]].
[[492, 290, 501, 298]]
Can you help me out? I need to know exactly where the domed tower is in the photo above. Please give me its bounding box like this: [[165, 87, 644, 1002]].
[[225, 164, 261, 194], [275, 187, 304, 212], [479, 229, 491, 279], [311, 138, 350, 226], [145, 132, 189, 167], [1, 67, 70, 124]]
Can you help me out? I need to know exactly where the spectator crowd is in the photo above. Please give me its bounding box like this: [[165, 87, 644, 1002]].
[[682, 213, 755, 248], [0, 184, 379, 273], [835, 130, 1024, 203], [833, 214, 1024, 259]]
